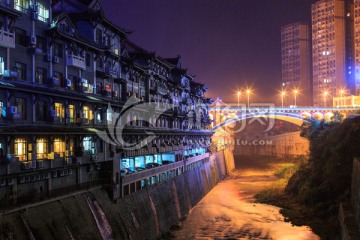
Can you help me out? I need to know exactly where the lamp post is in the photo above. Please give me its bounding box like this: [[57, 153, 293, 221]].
[[281, 90, 286, 108], [323, 91, 329, 108], [237, 91, 241, 107], [293, 89, 299, 107], [340, 89, 345, 107], [246, 89, 251, 107]]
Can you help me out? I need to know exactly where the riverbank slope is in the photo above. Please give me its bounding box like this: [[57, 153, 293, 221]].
[[171, 156, 319, 239]]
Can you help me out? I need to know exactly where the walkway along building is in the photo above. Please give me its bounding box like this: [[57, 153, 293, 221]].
[[0, 0, 213, 205]]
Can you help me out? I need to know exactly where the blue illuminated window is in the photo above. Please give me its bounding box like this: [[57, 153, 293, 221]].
[[37, 2, 49, 22], [0, 102, 5, 117], [14, 0, 29, 13]]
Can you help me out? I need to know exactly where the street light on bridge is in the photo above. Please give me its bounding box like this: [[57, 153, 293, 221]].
[[237, 91, 241, 107], [293, 89, 299, 107], [340, 89, 345, 107], [280, 90, 286, 108], [323, 90, 329, 107], [246, 89, 252, 107]]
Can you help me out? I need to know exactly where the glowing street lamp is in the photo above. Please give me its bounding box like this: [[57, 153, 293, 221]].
[[293, 89, 299, 107], [280, 90, 286, 108], [237, 91, 241, 107], [246, 89, 251, 107], [323, 91, 329, 107]]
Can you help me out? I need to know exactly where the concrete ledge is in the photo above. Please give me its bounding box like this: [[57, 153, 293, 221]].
[[0, 186, 102, 216], [339, 202, 360, 240]]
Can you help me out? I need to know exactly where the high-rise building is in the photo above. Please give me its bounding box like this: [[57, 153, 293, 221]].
[[353, 0, 360, 93], [311, 0, 355, 107], [281, 22, 312, 106]]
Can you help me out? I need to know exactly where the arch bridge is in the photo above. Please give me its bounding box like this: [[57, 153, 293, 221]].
[[210, 105, 360, 131]]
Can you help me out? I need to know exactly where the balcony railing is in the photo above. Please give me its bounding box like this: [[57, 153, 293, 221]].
[[67, 55, 86, 70], [0, 28, 15, 48], [156, 86, 168, 95], [105, 67, 119, 78], [148, 147, 157, 154], [122, 153, 210, 186], [119, 73, 127, 80]]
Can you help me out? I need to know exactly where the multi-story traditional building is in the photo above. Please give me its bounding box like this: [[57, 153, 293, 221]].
[[0, 0, 212, 205], [311, 0, 355, 106], [281, 22, 312, 106]]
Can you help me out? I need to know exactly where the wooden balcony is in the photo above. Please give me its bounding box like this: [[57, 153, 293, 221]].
[[156, 86, 168, 95], [67, 55, 86, 70], [105, 67, 119, 78], [0, 28, 15, 48]]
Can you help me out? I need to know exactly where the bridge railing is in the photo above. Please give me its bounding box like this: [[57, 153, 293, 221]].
[[210, 107, 360, 131], [210, 107, 360, 112]]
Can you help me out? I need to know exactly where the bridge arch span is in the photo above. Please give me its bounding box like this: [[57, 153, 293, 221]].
[[213, 112, 311, 131]]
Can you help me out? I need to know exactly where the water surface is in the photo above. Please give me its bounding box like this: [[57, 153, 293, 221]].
[[172, 165, 319, 240]]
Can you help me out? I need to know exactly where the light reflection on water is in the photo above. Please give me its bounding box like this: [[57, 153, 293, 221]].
[[172, 167, 320, 240]]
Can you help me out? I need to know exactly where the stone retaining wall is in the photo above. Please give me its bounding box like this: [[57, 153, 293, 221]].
[[339, 158, 360, 239], [234, 131, 309, 158], [351, 158, 360, 224], [0, 149, 234, 240]]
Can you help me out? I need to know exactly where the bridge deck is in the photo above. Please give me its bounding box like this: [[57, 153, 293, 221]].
[[210, 107, 360, 111]]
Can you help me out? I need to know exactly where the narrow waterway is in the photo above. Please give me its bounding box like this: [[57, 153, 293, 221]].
[[171, 164, 319, 240]]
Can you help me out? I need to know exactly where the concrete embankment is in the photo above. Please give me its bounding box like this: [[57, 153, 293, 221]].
[[234, 131, 309, 158], [0, 150, 234, 240], [339, 158, 360, 239]]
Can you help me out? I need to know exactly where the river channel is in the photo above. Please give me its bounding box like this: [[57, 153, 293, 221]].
[[171, 163, 319, 240]]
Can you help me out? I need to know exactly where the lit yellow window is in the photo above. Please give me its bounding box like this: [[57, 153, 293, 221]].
[[54, 138, 65, 157], [36, 138, 47, 159], [68, 104, 75, 122], [14, 138, 26, 161], [114, 48, 119, 55], [55, 103, 64, 118], [67, 138, 74, 156], [83, 106, 93, 120]]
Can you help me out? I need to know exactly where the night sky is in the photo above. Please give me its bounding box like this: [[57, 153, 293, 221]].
[[101, 0, 316, 103]]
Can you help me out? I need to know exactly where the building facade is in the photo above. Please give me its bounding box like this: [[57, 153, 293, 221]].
[[311, 0, 356, 107], [0, 0, 212, 205], [281, 22, 312, 106], [353, 0, 360, 93]]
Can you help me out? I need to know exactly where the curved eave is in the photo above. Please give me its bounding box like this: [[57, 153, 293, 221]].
[[132, 63, 149, 74], [69, 11, 131, 37], [129, 51, 155, 59], [105, 49, 121, 60], [171, 68, 187, 75], [103, 19, 131, 37], [47, 28, 108, 52], [154, 57, 173, 69], [0, 6, 22, 18]]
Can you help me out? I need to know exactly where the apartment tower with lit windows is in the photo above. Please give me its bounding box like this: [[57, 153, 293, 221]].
[[311, 0, 356, 106], [353, 0, 360, 93], [281, 22, 312, 106]]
